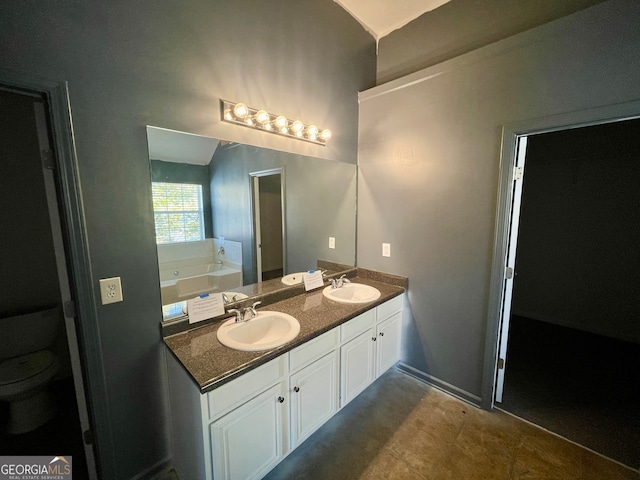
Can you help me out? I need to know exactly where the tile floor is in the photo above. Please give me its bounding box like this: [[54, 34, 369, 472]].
[[264, 369, 639, 480]]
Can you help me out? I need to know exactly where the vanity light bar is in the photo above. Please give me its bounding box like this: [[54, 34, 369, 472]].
[[220, 100, 332, 146]]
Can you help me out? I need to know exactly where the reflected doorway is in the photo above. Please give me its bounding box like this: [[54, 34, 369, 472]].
[[250, 168, 285, 282]]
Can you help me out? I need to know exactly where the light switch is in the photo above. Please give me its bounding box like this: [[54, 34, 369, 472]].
[[382, 243, 391, 257], [329, 237, 335, 249]]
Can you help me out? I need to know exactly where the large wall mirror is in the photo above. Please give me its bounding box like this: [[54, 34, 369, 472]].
[[146, 126, 357, 321]]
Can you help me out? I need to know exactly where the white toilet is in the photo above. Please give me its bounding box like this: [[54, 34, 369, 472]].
[[0, 307, 61, 434]]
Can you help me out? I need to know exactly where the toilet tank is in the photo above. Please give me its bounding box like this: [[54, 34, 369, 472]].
[[0, 306, 61, 360]]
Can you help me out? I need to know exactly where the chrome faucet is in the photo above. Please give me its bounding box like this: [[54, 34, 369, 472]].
[[243, 301, 262, 320], [329, 274, 351, 289], [227, 308, 243, 323], [217, 246, 225, 255], [228, 301, 262, 322]]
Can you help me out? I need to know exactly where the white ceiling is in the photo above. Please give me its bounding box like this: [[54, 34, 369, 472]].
[[334, 0, 451, 41], [146, 126, 220, 165]]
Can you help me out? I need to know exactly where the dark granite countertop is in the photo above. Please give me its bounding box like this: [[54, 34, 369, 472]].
[[164, 275, 405, 394]]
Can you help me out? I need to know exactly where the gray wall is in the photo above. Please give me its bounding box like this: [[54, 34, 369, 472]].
[[0, 2, 374, 478], [377, 0, 606, 84], [357, 0, 640, 401], [210, 144, 357, 285], [512, 120, 640, 344]]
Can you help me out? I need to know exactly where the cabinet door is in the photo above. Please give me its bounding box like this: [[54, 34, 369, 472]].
[[375, 311, 402, 377], [340, 328, 375, 408], [210, 382, 288, 480], [290, 351, 339, 447]]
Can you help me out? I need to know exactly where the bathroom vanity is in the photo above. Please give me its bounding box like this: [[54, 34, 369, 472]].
[[163, 274, 405, 480]]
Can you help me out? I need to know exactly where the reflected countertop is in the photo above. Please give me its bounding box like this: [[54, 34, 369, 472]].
[[163, 272, 406, 394]]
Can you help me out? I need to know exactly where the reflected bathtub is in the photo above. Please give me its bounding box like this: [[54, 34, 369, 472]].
[[160, 264, 242, 305]]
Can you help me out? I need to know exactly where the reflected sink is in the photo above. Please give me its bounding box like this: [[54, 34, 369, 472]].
[[322, 283, 381, 304], [216, 311, 300, 351], [281, 272, 307, 285]]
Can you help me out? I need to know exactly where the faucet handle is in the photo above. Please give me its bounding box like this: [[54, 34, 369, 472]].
[[243, 301, 261, 320], [227, 308, 243, 322]]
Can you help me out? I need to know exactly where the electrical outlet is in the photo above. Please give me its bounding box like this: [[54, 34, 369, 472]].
[[99, 277, 123, 305], [329, 237, 336, 249], [382, 243, 391, 257]]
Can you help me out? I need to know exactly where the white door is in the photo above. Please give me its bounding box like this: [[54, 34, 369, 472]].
[[290, 352, 339, 447], [495, 136, 528, 403], [210, 382, 288, 480], [340, 329, 375, 407], [375, 312, 403, 377]]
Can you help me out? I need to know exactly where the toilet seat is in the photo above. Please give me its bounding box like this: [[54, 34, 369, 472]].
[[0, 350, 57, 391]]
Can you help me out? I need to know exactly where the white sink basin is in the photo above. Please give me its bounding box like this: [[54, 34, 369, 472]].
[[281, 272, 307, 285], [322, 283, 381, 304], [217, 311, 300, 351]]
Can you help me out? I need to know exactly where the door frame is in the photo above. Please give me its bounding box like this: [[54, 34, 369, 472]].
[[249, 167, 286, 282], [480, 100, 640, 410], [1, 68, 115, 478]]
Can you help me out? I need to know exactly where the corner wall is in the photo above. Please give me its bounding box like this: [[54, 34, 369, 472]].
[[357, 0, 640, 401], [377, 0, 606, 84]]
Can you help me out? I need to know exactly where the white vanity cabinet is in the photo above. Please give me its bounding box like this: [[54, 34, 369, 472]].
[[339, 310, 376, 407], [207, 356, 289, 480], [340, 295, 403, 407], [166, 294, 403, 480], [210, 381, 288, 480], [375, 311, 402, 376]]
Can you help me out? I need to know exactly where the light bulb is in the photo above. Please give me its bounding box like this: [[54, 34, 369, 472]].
[[223, 109, 233, 121], [307, 125, 319, 137], [233, 103, 249, 118], [275, 116, 288, 129], [264, 123, 272, 131], [255, 110, 270, 124], [320, 129, 332, 140], [280, 126, 288, 134], [292, 120, 304, 133], [246, 117, 254, 126]]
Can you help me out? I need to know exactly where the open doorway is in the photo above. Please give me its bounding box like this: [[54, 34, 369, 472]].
[[250, 169, 285, 282], [492, 117, 640, 468], [0, 87, 96, 477]]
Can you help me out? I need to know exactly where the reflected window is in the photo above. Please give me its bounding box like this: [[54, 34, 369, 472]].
[[152, 182, 204, 244]]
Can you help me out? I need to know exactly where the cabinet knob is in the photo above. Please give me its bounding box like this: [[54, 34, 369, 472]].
[[379, 332, 385, 337], [293, 386, 300, 392], [277, 396, 285, 403], [372, 337, 377, 342]]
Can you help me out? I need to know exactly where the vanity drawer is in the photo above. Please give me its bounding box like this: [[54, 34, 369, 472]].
[[207, 355, 287, 420], [340, 309, 375, 342], [289, 328, 339, 373], [377, 295, 402, 322]]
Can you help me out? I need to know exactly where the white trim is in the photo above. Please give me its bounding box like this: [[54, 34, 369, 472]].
[[397, 363, 481, 406]]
